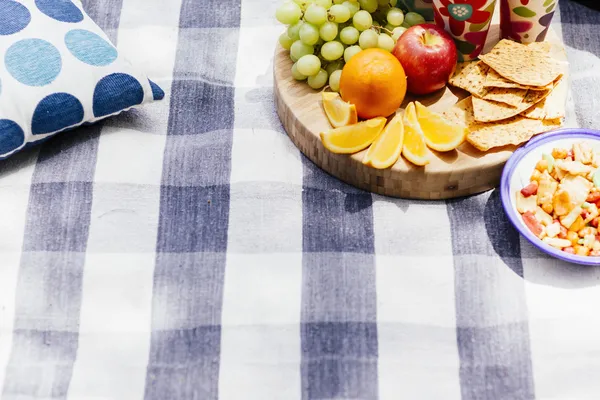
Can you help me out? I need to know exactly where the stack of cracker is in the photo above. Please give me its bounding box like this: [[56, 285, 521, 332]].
[[444, 39, 567, 152]]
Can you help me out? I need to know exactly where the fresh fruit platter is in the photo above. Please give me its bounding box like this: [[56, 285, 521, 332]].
[[273, 0, 568, 199]]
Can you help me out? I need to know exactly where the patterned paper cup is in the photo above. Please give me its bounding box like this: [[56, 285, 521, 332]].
[[432, 0, 498, 62], [500, 0, 557, 43]]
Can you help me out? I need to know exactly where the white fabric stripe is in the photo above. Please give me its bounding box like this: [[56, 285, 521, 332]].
[[372, 198, 461, 400], [0, 151, 38, 393], [66, 1, 181, 399], [522, 250, 600, 399], [220, 1, 303, 394], [219, 254, 302, 400]]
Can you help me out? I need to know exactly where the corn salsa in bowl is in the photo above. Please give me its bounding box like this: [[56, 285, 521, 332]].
[[501, 129, 600, 265]]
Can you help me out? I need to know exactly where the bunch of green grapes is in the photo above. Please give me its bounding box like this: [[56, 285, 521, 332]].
[[276, 0, 426, 91]]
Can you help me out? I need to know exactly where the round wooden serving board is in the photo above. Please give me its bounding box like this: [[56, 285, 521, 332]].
[[273, 22, 567, 199]]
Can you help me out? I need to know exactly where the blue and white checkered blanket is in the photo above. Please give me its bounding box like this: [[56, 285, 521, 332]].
[[1, 0, 600, 399]]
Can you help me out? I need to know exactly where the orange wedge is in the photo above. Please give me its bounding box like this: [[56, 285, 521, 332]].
[[363, 112, 404, 169], [402, 103, 430, 166], [320, 117, 387, 154], [415, 101, 467, 152], [322, 92, 358, 128]]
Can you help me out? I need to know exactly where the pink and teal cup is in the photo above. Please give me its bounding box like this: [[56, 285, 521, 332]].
[[500, 0, 558, 43], [432, 0, 498, 61]]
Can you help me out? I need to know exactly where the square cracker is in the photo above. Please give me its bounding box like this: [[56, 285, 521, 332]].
[[482, 87, 528, 107], [448, 61, 489, 97], [483, 68, 555, 91], [443, 97, 562, 151], [520, 77, 567, 120], [479, 39, 561, 87], [472, 87, 552, 122]]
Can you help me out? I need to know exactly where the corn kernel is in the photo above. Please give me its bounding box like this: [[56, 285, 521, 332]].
[[567, 231, 579, 246], [552, 148, 568, 159], [536, 159, 549, 172], [530, 169, 542, 183], [575, 245, 590, 256], [542, 203, 553, 214]]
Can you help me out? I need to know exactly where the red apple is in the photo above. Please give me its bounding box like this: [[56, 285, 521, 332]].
[[391, 24, 458, 96]]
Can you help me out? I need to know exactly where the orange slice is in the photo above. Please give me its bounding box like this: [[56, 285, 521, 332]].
[[363, 112, 404, 169], [320, 117, 387, 154], [402, 102, 430, 166], [415, 101, 467, 152], [322, 92, 358, 128]]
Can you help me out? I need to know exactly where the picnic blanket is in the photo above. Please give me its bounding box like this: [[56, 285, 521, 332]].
[[1, 0, 600, 399]]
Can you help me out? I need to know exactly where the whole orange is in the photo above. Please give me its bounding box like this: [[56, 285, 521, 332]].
[[339, 48, 407, 119]]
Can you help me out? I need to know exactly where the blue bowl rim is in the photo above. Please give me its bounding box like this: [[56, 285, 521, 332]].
[[500, 128, 600, 266]]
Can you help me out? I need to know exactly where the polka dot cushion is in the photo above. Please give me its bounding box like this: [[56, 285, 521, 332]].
[[0, 0, 164, 159]]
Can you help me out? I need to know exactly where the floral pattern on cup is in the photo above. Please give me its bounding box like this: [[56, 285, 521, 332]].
[[500, 0, 557, 43], [433, 0, 497, 61]]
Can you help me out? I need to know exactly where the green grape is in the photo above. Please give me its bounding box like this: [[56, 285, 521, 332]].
[[291, 62, 308, 80], [315, 0, 332, 7], [333, 0, 344, 3], [328, 4, 351, 23], [300, 22, 320, 45], [377, 33, 395, 51], [329, 70, 342, 92], [389, 0, 397, 6], [391, 26, 407, 41], [276, 2, 302, 25], [308, 69, 329, 89], [359, 29, 378, 49], [304, 4, 328, 25], [321, 40, 344, 60], [384, 23, 395, 31], [386, 8, 404, 26], [358, 0, 378, 13], [352, 10, 372, 31], [400, 21, 411, 28], [404, 12, 426, 27], [342, 0, 360, 16], [377, 0, 388, 5], [344, 45, 362, 62], [279, 32, 294, 50], [297, 54, 322, 76], [319, 21, 338, 41], [325, 60, 343, 75], [339, 26, 359, 44], [287, 20, 303, 40], [372, 20, 381, 27], [290, 40, 314, 61], [294, 0, 314, 11]]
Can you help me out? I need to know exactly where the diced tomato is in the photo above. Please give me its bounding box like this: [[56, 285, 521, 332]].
[[563, 247, 576, 254], [558, 225, 568, 239], [587, 192, 600, 203], [582, 210, 590, 220], [596, 200, 600, 209], [592, 218, 600, 228], [520, 182, 539, 197], [522, 211, 544, 237], [567, 150, 574, 159]]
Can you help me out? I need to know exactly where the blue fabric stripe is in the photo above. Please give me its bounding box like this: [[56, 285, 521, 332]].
[[559, 0, 600, 129], [301, 159, 378, 400], [144, 0, 240, 398], [446, 191, 535, 400], [2, 123, 102, 399]]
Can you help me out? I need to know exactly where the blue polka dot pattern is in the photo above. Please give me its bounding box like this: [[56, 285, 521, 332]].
[[0, 119, 25, 155], [32, 93, 84, 135], [65, 29, 118, 66], [0, 0, 164, 159], [149, 80, 165, 100], [93, 73, 145, 117], [0, 0, 31, 35], [5, 39, 62, 86], [35, 0, 83, 23]]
